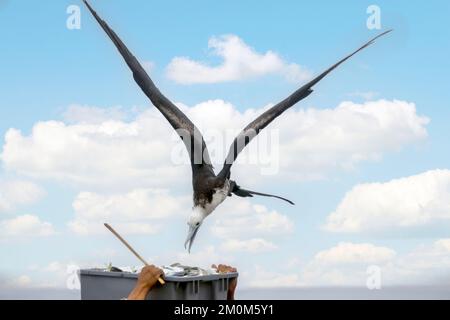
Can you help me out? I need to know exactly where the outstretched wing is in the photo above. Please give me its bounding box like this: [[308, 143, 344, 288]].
[[83, 0, 212, 170], [218, 30, 392, 179]]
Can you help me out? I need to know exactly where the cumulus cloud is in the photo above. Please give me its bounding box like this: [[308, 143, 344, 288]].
[[210, 201, 294, 239], [0, 180, 45, 213], [0, 275, 33, 289], [207, 200, 292, 255], [1, 109, 188, 189], [313, 242, 396, 265], [68, 189, 189, 235], [172, 245, 232, 269], [324, 169, 450, 233], [72, 189, 187, 221], [4, 261, 86, 290], [275, 99, 428, 180], [1, 99, 428, 188], [242, 265, 302, 288], [166, 34, 311, 84], [221, 238, 277, 253], [299, 242, 396, 286], [0, 214, 56, 239], [245, 240, 450, 287], [385, 238, 450, 285], [300, 240, 450, 287]]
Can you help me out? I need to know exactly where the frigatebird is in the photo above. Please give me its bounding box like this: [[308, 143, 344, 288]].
[[83, 0, 392, 252]]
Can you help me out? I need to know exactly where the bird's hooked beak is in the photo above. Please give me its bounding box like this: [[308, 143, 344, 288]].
[[184, 224, 201, 253]]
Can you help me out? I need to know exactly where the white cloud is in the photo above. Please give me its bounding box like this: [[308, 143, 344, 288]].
[[15, 275, 32, 287], [274, 99, 428, 180], [1, 110, 188, 189], [0, 214, 56, 239], [0, 273, 63, 290], [72, 189, 187, 221], [166, 34, 311, 84], [210, 200, 294, 239], [299, 240, 450, 287], [0, 180, 45, 213], [242, 265, 302, 288], [221, 238, 277, 253], [383, 238, 450, 285], [241, 240, 450, 287], [173, 245, 231, 270], [1, 275, 33, 289], [299, 242, 396, 286], [324, 169, 450, 233], [313, 242, 396, 265], [208, 198, 294, 254], [1, 99, 428, 188], [208, 200, 292, 255], [68, 189, 189, 235], [6, 261, 83, 289]]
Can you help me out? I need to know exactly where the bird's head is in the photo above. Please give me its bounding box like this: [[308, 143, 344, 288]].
[[184, 206, 206, 253]]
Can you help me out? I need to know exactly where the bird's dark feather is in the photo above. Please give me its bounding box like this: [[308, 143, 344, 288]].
[[228, 181, 294, 205], [83, 0, 213, 177], [218, 30, 393, 179]]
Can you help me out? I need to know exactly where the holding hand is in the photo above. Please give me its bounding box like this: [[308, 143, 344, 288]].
[[127, 265, 164, 300], [212, 264, 238, 300]]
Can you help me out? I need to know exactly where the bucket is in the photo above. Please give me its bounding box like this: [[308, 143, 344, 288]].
[[79, 269, 238, 300]]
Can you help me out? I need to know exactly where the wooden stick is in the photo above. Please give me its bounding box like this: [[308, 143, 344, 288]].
[[104, 223, 165, 285]]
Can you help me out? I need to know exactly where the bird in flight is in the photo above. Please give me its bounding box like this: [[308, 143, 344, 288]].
[[83, 0, 392, 252]]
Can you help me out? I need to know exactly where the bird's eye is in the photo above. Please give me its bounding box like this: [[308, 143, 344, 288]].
[[196, 222, 200, 226]]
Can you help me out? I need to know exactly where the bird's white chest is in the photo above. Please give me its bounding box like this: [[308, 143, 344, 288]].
[[204, 180, 230, 215]]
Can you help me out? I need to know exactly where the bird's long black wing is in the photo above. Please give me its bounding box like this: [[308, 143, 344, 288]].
[[83, 0, 212, 170], [218, 30, 392, 179]]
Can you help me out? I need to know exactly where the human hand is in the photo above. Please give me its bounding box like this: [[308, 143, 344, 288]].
[[128, 265, 164, 300], [137, 265, 164, 289], [212, 264, 238, 300]]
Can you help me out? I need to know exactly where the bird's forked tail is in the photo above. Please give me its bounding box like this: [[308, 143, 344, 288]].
[[228, 181, 294, 205]]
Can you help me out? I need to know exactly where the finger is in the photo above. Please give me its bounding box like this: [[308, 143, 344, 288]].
[[142, 266, 151, 273], [151, 266, 161, 272], [152, 268, 163, 277]]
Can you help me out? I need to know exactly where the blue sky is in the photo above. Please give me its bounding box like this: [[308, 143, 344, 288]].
[[1, 0, 450, 295]]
